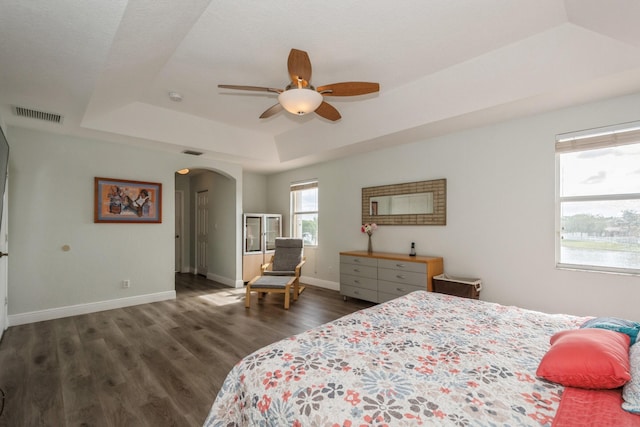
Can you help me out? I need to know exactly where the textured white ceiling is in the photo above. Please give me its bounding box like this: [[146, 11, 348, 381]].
[[1, 0, 640, 172]]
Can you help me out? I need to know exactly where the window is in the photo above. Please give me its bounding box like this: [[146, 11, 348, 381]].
[[291, 180, 318, 246], [556, 122, 640, 274]]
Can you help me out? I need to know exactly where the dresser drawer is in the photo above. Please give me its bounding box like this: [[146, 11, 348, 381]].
[[378, 280, 424, 297], [378, 268, 426, 287], [340, 274, 377, 291], [340, 255, 377, 268], [340, 263, 377, 279], [378, 259, 427, 274], [341, 285, 378, 302], [340, 251, 443, 305]]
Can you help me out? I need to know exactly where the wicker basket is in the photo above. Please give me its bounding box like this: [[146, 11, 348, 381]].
[[433, 274, 482, 300]]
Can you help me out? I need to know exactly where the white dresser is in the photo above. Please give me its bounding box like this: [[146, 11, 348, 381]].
[[340, 251, 444, 303]]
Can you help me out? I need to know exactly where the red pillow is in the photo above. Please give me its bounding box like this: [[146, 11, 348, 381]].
[[536, 329, 631, 389]]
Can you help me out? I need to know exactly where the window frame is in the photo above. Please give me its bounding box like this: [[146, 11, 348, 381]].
[[555, 121, 640, 275], [290, 180, 318, 247]]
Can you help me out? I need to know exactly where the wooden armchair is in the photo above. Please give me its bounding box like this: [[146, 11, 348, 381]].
[[245, 238, 306, 309]]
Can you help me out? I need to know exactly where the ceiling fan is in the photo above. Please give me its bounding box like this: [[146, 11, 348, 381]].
[[218, 48, 379, 121]]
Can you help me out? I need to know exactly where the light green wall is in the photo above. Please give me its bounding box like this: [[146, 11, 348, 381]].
[[242, 172, 268, 213], [7, 127, 243, 319], [8, 127, 177, 314], [6, 91, 640, 322], [267, 92, 640, 321]]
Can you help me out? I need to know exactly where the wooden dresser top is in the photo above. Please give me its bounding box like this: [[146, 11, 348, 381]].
[[340, 250, 442, 265]]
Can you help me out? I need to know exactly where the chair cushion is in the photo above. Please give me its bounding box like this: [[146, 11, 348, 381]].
[[264, 270, 296, 276], [275, 238, 303, 248], [272, 238, 303, 271], [251, 276, 293, 288]]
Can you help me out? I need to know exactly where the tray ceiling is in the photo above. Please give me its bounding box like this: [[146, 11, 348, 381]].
[[1, 0, 640, 172]]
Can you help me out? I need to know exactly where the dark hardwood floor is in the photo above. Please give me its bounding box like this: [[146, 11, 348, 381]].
[[0, 273, 374, 426]]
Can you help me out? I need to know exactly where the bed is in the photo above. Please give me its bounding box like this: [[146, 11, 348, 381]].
[[204, 291, 635, 426]]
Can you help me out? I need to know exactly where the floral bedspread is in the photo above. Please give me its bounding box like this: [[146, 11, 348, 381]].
[[204, 291, 587, 426]]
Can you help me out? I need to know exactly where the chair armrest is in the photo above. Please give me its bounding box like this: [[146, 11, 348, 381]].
[[294, 259, 306, 277], [260, 262, 272, 273]]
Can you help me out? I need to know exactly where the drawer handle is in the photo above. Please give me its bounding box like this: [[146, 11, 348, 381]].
[[354, 290, 360, 294], [354, 269, 361, 273], [354, 280, 360, 284], [396, 275, 406, 279], [354, 259, 361, 263], [396, 287, 405, 292], [396, 263, 405, 268]]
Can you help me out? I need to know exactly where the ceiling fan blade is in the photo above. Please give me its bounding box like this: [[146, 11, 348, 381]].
[[288, 49, 312, 87], [218, 84, 282, 94], [314, 101, 341, 121], [316, 82, 380, 96], [259, 103, 283, 119]]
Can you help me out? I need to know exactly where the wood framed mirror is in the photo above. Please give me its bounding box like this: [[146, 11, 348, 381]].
[[362, 179, 446, 225]]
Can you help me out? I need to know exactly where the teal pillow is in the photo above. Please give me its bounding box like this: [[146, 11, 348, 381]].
[[581, 317, 640, 343]]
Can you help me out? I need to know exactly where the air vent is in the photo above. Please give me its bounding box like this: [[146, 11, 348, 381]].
[[13, 106, 64, 124], [182, 150, 203, 156]]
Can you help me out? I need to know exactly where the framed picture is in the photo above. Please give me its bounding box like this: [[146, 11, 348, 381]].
[[94, 177, 162, 223]]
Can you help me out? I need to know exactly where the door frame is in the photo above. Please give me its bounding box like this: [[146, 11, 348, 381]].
[[175, 190, 184, 273], [195, 189, 209, 277], [0, 175, 8, 336]]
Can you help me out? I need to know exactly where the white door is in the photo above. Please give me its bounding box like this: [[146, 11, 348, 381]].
[[0, 177, 8, 337], [175, 191, 183, 272], [196, 190, 209, 276]]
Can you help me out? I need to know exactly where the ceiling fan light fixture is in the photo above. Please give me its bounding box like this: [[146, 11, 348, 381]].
[[219, 49, 379, 121], [278, 88, 323, 116]]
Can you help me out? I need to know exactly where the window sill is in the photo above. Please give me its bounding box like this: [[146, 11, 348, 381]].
[[556, 263, 640, 277]]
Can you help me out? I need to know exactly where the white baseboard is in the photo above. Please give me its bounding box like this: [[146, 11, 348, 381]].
[[8, 290, 176, 326], [206, 273, 244, 288], [300, 276, 340, 291]]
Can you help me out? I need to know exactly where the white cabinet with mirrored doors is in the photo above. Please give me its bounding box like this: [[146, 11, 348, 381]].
[[242, 213, 282, 282]]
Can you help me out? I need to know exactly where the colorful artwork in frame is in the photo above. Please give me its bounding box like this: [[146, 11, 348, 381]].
[[94, 177, 162, 223]]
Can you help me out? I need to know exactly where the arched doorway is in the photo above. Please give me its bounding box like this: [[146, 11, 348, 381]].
[[174, 167, 243, 288]]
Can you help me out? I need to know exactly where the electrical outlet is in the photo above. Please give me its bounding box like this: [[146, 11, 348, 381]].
[[122, 279, 130, 288]]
